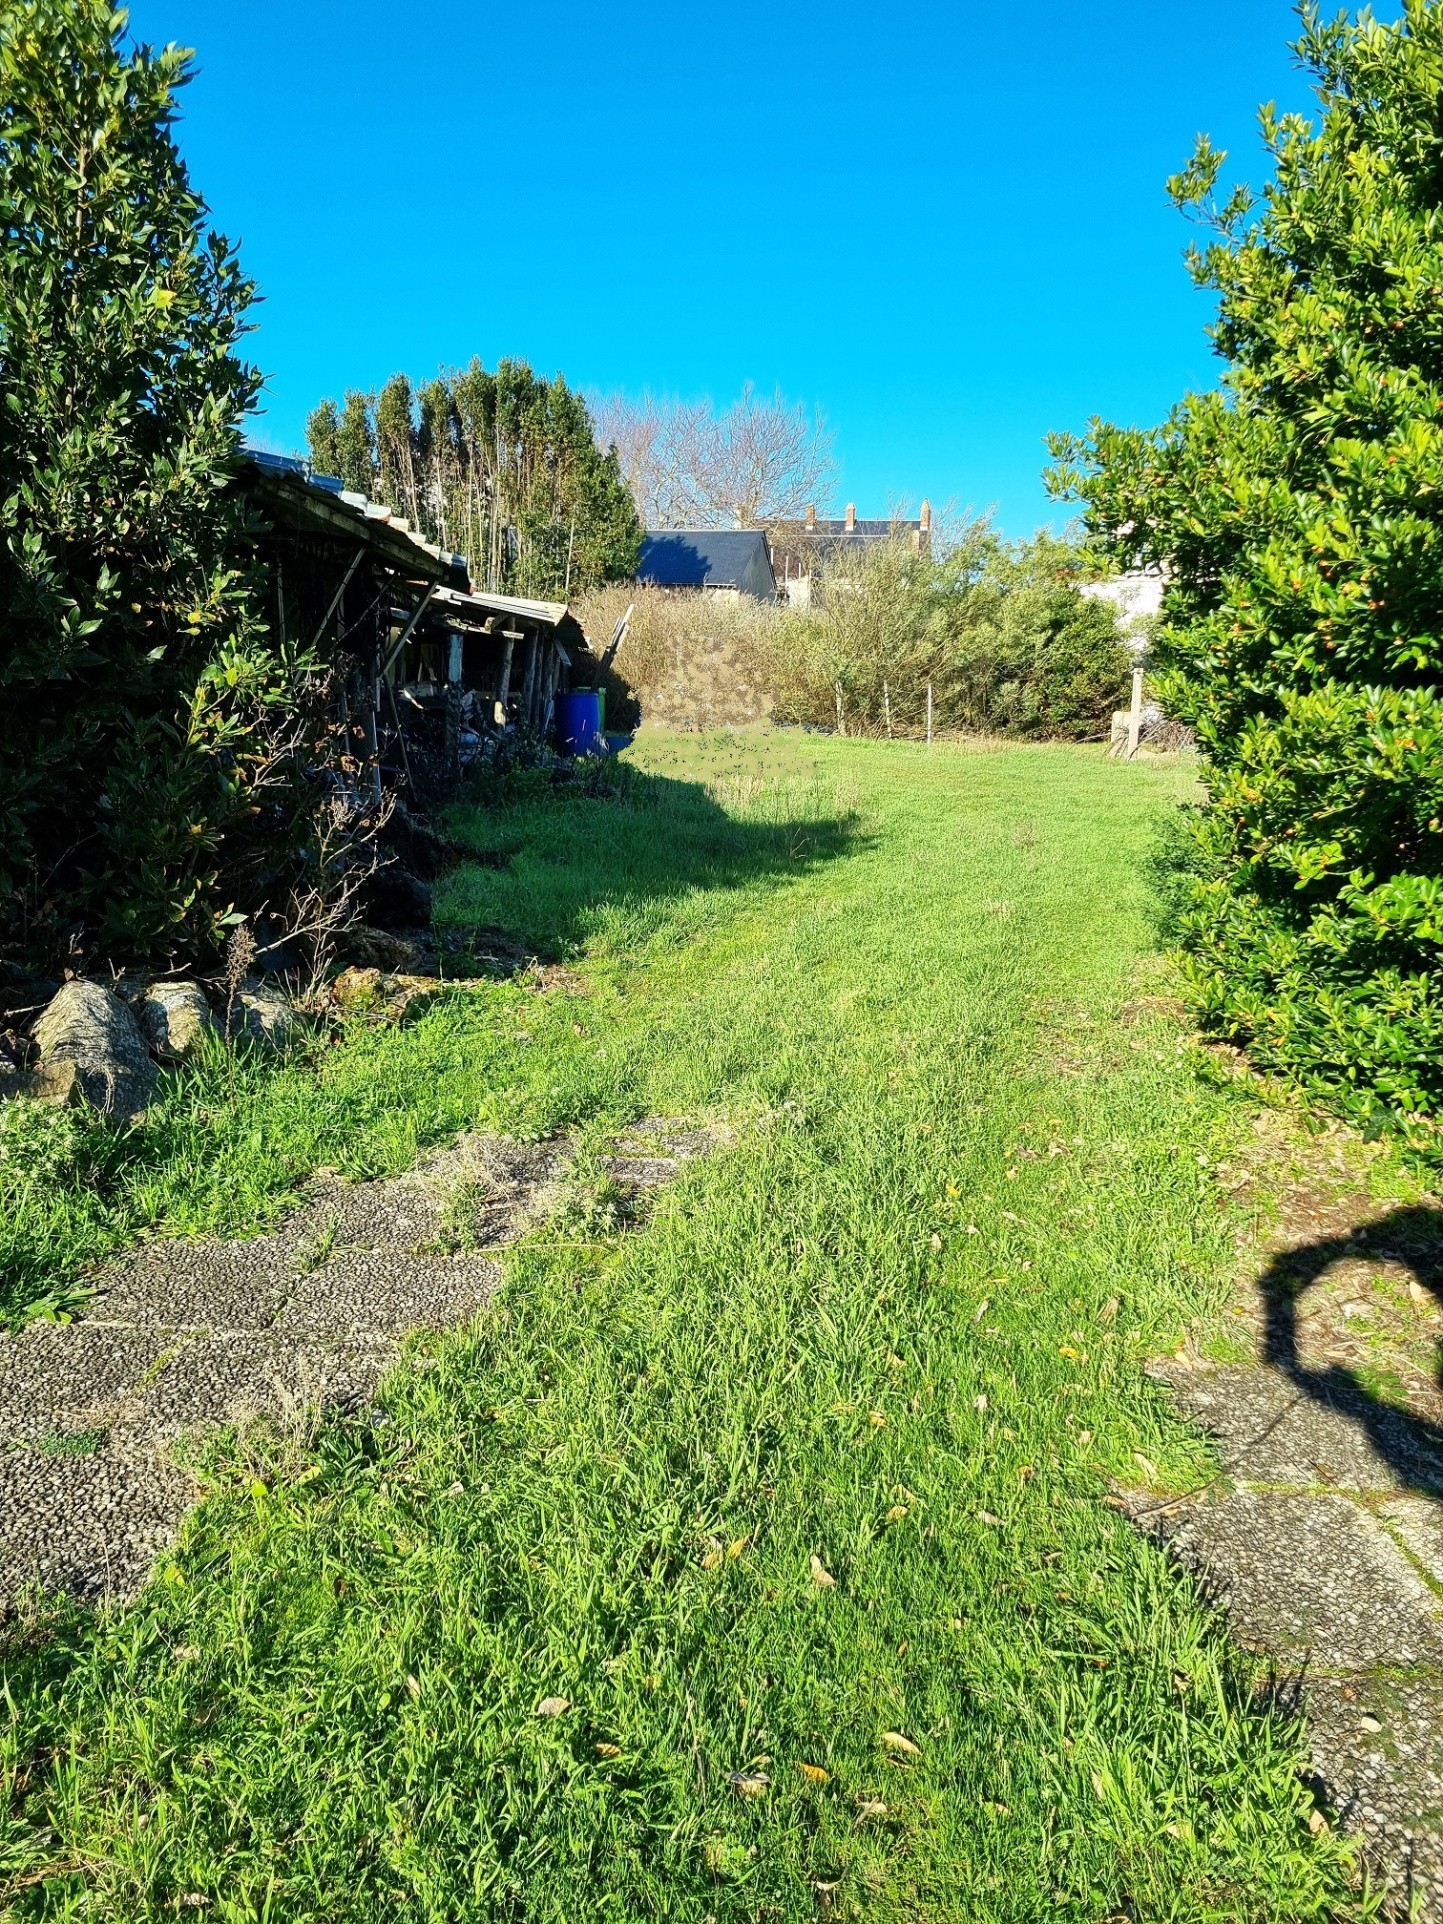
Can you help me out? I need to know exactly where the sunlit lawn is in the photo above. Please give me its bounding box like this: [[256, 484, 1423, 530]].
[[0, 730, 1370, 1920]]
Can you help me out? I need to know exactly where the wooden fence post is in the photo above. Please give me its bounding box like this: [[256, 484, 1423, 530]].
[[1126, 664, 1145, 761], [834, 681, 846, 737], [883, 681, 893, 739], [926, 683, 934, 747]]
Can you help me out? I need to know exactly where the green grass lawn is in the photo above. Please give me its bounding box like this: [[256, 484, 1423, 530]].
[[0, 731, 1384, 1920]]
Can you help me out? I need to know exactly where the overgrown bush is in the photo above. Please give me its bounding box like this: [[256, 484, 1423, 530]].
[[1051, 2, 1443, 1149], [578, 530, 1130, 740], [778, 530, 1129, 738], [0, 2, 321, 972], [576, 584, 783, 731]]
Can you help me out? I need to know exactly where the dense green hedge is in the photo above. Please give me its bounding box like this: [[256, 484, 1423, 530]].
[[1051, 2, 1443, 1151], [0, 2, 320, 970], [768, 529, 1132, 739]]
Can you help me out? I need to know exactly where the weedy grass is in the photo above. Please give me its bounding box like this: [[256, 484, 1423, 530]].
[[0, 732, 1385, 1919]]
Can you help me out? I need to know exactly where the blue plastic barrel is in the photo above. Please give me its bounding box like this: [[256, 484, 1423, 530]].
[[556, 688, 604, 756]]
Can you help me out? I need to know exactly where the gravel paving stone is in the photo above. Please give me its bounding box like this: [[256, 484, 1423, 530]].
[[1159, 1489, 1443, 1669], [84, 1238, 296, 1332], [281, 1176, 452, 1256], [1141, 1174, 1443, 1917], [274, 1252, 501, 1340], [600, 1153, 682, 1191], [1159, 1362, 1443, 1494], [0, 1122, 720, 1618], [1300, 1670, 1443, 1920], [0, 1449, 195, 1604], [0, 1323, 178, 1444], [1379, 1493, 1443, 1590], [615, 1117, 726, 1163], [123, 1331, 395, 1445]]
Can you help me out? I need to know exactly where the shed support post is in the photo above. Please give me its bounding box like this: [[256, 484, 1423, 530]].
[[364, 654, 382, 806], [380, 584, 437, 683], [310, 545, 366, 651]]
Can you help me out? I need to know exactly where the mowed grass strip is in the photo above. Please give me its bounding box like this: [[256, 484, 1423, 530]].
[[0, 735, 1369, 1921]]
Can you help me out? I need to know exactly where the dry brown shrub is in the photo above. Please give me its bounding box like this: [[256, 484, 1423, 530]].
[[575, 586, 791, 731]]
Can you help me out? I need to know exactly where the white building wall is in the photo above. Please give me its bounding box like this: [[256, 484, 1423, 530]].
[[1079, 571, 1165, 656]]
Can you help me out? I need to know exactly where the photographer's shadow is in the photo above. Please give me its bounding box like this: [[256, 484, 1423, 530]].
[[1260, 1205, 1443, 1496]]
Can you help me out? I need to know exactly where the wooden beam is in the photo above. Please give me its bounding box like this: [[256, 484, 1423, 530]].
[[310, 545, 366, 651], [380, 585, 438, 682]]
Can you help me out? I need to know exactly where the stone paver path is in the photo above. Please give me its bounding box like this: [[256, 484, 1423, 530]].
[[1136, 1176, 1443, 1921], [0, 1120, 718, 1611]]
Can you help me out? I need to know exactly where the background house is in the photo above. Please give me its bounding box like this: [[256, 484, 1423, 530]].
[[1078, 570, 1165, 657], [637, 528, 778, 603], [770, 500, 932, 606]]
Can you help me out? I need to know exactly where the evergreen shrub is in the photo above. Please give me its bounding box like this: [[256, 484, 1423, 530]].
[[0, 1, 320, 969], [1051, 2, 1443, 1148]]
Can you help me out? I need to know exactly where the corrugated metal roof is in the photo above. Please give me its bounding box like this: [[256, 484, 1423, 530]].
[[800, 519, 922, 539], [243, 449, 467, 578], [432, 585, 571, 628]]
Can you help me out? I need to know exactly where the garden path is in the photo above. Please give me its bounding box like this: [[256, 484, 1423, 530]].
[[0, 1120, 716, 1610], [1134, 1154, 1443, 1920]]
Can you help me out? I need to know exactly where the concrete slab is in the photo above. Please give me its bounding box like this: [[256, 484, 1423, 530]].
[[282, 1176, 451, 1256], [0, 1122, 714, 1617], [599, 1153, 682, 1191], [1160, 1363, 1443, 1495], [122, 1332, 394, 1445], [0, 1323, 177, 1444], [1161, 1489, 1443, 1669], [0, 1448, 195, 1603], [274, 1252, 500, 1340], [1301, 1670, 1443, 1922], [1379, 1494, 1443, 1592], [85, 1237, 294, 1332]]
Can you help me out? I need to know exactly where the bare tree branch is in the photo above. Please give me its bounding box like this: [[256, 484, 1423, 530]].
[[589, 385, 837, 529]]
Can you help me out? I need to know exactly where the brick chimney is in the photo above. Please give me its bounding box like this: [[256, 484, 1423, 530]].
[[844, 502, 856, 533], [805, 503, 816, 531]]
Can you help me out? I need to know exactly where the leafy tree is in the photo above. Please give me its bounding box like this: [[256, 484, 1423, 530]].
[[0, 1, 316, 967], [770, 525, 1129, 738], [305, 392, 377, 495], [308, 360, 641, 597], [374, 372, 419, 527], [1049, 1, 1443, 1147], [335, 389, 376, 495], [305, 398, 342, 481]]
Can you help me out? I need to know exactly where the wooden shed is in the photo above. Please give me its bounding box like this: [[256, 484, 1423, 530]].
[[243, 453, 592, 795]]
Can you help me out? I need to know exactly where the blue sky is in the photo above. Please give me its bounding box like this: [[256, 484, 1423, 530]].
[[134, 1, 1331, 537]]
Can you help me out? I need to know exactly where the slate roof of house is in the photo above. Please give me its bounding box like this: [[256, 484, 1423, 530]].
[[771, 515, 930, 577], [802, 518, 922, 540], [638, 529, 777, 598]]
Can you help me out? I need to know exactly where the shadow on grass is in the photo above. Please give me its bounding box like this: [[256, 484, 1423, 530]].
[[1261, 1205, 1443, 1495], [438, 768, 868, 961]]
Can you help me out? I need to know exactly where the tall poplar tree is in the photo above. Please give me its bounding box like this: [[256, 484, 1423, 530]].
[[307, 360, 641, 598]]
